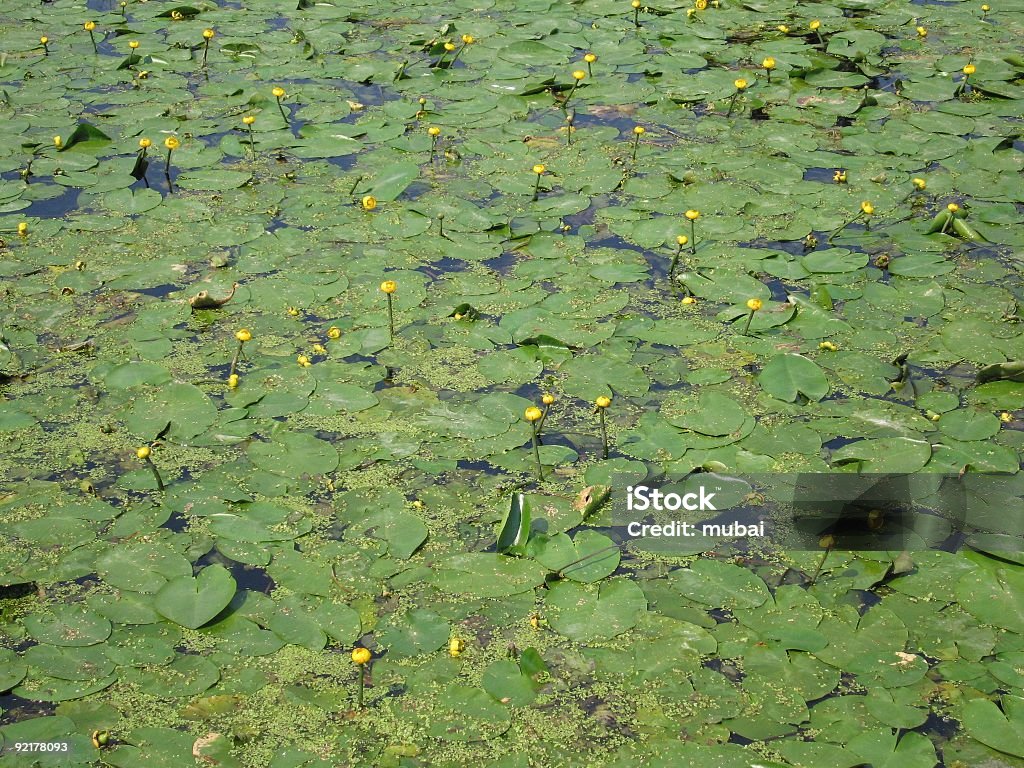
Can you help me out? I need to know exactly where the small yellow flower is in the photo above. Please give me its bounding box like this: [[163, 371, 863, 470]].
[[449, 637, 465, 657], [595, 396, 612, 408], [584, 53, 597, 63], [235, 328, 252, 342], [930, 412, 941, 422], [327, 326, 341, 339], [734, 78, 748, 90], [84, 21, 96, 31], [633, 125, 646, 135], [53, 136, 63, 149], [572, 70, 586, 81], [981, 3, 990, 10], [272, 86, 286, 98], [312, 343, 326, 355], [525, 406, 543, 422], [361, 195, 377, 211], [542, 394, 555, 405], [40, 36, 49, 45], [999, 412, 1012, 423], [819, 533, 836, 549], [297, 354, 311, 367], [916, 26, 927, 37], [242, 115, 255, 126], [380, 280, 397, 294], [685, 209, 700, 220], [963, 63, 976, 75], [809, 20, 821, 31], [676, 235, 689, 245], [912, 177, 926, 190], [228, 374, 239, 388], [171, 10, 184, 20], [90, 730, 109, 749], [17, 222, 28, 236], [860, 201, 875, 216], [694, 0, 707, 9], [428, 126, 441, 137], [762, 57, 776, 71], [681, 296, 697, 305], [833, 169, 847, 183], [533, 164, 546, 175], [136, 446, 151, 460], [203, 28, 215, 40], [747, 298, 763, 311], [777, 25, 789, 33], [351, 647, 372, 665], [164, 136, 180, 151], [818, 341, 838, 351], [631, 0, 641, 7], [947, 202, 959, 213], [444, 42, 456, 51], [686, 7, 695, 16], [461, 34, 475, 44], [287, 307, 300, 316], [137, 70, 149, 80], [139, 137, 152, 148], [128, 40, 139, 49]]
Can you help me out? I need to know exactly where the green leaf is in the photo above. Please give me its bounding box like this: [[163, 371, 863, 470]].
[[758, 354, 829, 402], [961, 695, 1024, 758], [496, 493, 531, 555], [154, 565, 237, 630]]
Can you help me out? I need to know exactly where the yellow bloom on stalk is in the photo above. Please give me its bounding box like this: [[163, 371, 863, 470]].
[[533, 164, 546, 175], [916, 26, 927, 37], [685, 209, 700, 220], [633, 125, 646, 135], [361, 195, 377, 211], [734, 78, 748, 90], [963, 63, 976, 75], [947, 202, 960, 213], [860, 201, 874, 216], [449, 638, 465, 657], [695, 0, 708, 9], [631, 0, 641, 8], [40, 36, 49, 45], [164, 136, 180, 150], [1000, 412, 1012, 423], [235, 328, 252, 342], [272, 86, 286, 98], [912, 177, 926, 190], [584, 53, 597, 63], [351, 647, 371, 665], [981, 3, 990, 11], [681, 296, 697, 305], [228, 374, 239, 388], [203, 29, 215, 40], [595, 396, 612, 408], [17, 222, 28, 236], [819, 341, 838, 351], [676, 235, 688, 245], [762, 57, 776, 70], [542, 394, 555, 405], [242, 115, 255, 126], [461, 34, 475, 44], [53, 136, 63, 149], [572, 70, 586, 81], [327, 326, 341, 339], [380, 280, 397, 294], [136, 446, 151, 460], [139, 137, 152, 148], [833, 169, 847, 183], [777, 25, 789, 33], [128, 40, 139, 49], [297, 354, 311, 367], [444, 42, 456, 51], [524, 406, 543, 422], [84, 21, 96, 31], [746, 298, 763, 311]]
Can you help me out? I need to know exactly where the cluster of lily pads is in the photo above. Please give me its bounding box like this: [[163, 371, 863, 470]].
[[2, 0, 1024, 766]]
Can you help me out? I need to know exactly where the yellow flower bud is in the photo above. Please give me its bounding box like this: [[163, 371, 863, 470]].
[[128, 40, 139, 49], [681, 296, 697, 305], [746, 298, 763, 311], [444, 42, 456, 51], [860, 201, 874, 216], [633, 125, 646, 134], [17, 222, 28, 236], [676, 235, 689, 245], [136, 446, 151, 460], [164, 136, 180, 151], [235, 328, 252, 342], [139, 137, 152, 148], [533, 164, 546, 175], [40, 36, 49, 45], [734, 78, 748, 90], [461, 34, 475, 44], [84, 21, 96, 31], [595, 396, 612, 408], [685, 209, 700, 220], [809, 20, 821, 31], [525, 406, 543, 422], [963, 63, 976, 75], [272, 86, 286, 98], [287, 307, 300, 316], [351, 647, 372, 665], [912, 177, 926, 190], [242, 115, 255, 125], [203, 28, 215, 40], [819, 533, 836, 549], [449, 638, 464, 657], [694, 0, 707, 8], [53, 136, 62, 149], [297, 354, 311, 367], [762, 57, 776, 70], [947, 203, 959, 213], [542, 394, 555, 405], [584, 53, 597, 63], [327, 326, 341, 339], [572, 70, 586, 80], [361, 195, 377, 211], [380, 280, 397, 294], [777, 25, 789, 33], [428, 126, 441, 136], [631, 0, 641, 7], [228, 374, 239, 388], [312, 343, 326, 355], [1000, 412, 1012, 423], [916, 26, 927, 37]]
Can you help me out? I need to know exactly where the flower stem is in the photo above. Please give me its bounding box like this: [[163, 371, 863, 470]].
[[741, 309, 756, 336], [89, 30, 98, 54], [725, 91, 739, 118], [386, 294, 395, 343], [828, 212, 864, 243], [276, 96, 289, 126], [202, 38, 210, 67], [357, 668, 365, 709], [229, 340, 245, 376], [689, 219, 697, 255], [247, 125, 256, 160], [533, 174, 542, 202], [631, 133, 641, 161], [531, 423, 544, 481], [144, 456, 165, 491], [599, 409, 608, 459]]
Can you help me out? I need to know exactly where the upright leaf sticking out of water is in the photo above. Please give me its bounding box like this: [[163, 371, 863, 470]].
[[497, 493, 531, 556]]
